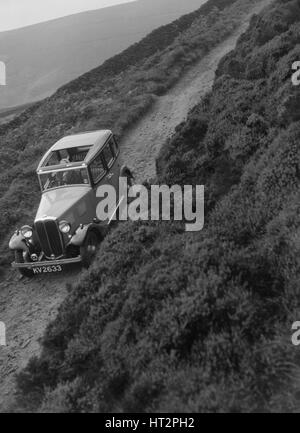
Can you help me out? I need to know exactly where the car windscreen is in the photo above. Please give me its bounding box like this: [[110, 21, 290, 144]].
[[39, 168, 90, 191]]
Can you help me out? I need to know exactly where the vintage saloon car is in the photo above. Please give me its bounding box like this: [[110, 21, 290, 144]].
[[9, 130, 132, 277]]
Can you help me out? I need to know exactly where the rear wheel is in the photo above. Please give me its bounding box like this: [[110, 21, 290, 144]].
[[120, 166, 134, 188], [14, 250, 34, 278], [117, 167, 135, 221], [80, 230, 100, 268], [126, 168, 134, 187]]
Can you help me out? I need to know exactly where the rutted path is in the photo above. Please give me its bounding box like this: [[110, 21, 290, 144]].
[[0, 0, 273, 412], [121, 0, 273, 181], [0, 267, 80, 411]]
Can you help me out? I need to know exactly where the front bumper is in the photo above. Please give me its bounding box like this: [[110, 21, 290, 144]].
[[12, 256, 82, 269]]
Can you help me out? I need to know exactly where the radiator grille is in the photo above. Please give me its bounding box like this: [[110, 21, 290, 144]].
[[35, 219, 64, 258]]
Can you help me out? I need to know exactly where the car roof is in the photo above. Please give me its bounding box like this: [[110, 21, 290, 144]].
[[37, 130, 113, 171], [51, 130, 111, 151]]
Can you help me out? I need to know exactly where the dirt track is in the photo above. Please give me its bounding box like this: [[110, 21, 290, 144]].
[[120, 0, 273, 181], [0, 0, 273, 412], [0, 267, 80, 410]]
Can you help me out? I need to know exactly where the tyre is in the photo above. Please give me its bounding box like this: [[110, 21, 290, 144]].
[[117, 167, 135, 221], [80, 230, 100, 268], [126, 168, 134, 188], [121, 166, 134, 187], [14, 250, 34, 278]]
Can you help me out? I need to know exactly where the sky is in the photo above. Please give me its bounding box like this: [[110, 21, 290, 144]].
[[0, 0, 136, 32]]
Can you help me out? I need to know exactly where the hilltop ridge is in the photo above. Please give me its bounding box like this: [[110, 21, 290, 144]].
[[0, 0, 207, 109]]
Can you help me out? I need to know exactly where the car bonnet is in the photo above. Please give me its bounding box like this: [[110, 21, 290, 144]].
[[35, 186, 93, 224]]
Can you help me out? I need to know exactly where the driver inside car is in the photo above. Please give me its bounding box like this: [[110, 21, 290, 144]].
[[58, 157, 83, 185], [62, 169, 83, 185]]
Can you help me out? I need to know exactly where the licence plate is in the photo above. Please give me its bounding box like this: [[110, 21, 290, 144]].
[[32, 265, 63, 275]]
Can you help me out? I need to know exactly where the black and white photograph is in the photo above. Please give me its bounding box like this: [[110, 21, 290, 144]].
[[0, 0, 299, 417]]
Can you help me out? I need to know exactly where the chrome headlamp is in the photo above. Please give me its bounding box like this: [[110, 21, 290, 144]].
[[59, 220, 71, 234], [21, 225, 33, 239]]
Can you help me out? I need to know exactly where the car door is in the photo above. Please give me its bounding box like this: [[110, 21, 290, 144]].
[[101, 136, 120, 196], [89, 137, 121, 223]]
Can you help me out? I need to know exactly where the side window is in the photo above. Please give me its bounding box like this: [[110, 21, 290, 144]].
[[90, 154, 106, 184], [102, 141, 115, 168]]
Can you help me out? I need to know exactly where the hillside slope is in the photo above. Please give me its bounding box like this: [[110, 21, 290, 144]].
[[0, 0, 207, 110], [0, 0, 271, 412], [9, 0, 300, 413]]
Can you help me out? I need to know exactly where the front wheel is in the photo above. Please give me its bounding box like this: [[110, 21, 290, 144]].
[[14, 250, 34, 278], [80, 230, 100, 268]]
